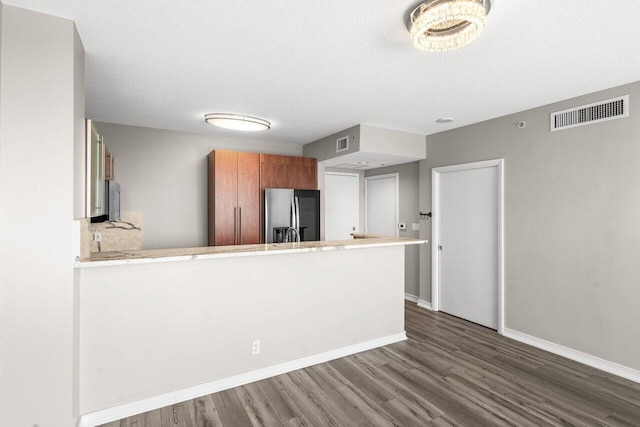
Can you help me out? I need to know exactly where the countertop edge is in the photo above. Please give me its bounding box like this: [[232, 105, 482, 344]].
[[75, 238, 428, 269]]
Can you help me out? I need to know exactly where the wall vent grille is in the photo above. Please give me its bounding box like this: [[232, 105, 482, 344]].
[[336, 136, 349, 153], [550, 95, 629, 132]]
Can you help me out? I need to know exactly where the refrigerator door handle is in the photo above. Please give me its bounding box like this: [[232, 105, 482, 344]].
[[264, 191, 269, 243], [238, 207, 242, 245], [290, 197, 296, 229], [295, 196, 301, 242]]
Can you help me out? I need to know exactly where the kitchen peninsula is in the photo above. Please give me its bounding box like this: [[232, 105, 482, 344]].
[[75, 235, 426, 422]]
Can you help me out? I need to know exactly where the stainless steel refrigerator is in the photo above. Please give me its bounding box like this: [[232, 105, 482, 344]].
[[264, 189, 320, 243]]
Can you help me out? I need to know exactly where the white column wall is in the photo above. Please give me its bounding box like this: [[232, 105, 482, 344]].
[[0, 6, 84, 426]]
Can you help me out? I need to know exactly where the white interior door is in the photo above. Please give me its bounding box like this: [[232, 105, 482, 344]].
[[435, 162, 501, 330], [365, 174, 398, 237], [325, 172, 359, 240]]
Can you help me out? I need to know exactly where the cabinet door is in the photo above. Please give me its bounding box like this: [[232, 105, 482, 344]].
[[237, 152, 260, 244], [88, 124, 105, 217], [292, 157, 317, 190], [260, 154, 292, 189], [209, 150, 238, 246], [104, 149, 112, 180], [260, 154, 317, 190]]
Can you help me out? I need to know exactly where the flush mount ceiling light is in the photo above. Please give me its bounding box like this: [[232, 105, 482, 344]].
[[204, 113, 270, 131], [408, 0, 491, 52]]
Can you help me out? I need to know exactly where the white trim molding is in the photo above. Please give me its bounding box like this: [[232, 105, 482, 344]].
[[417, 299, 433, 311], [504, 328, 640, 384], [404, 293, 419, 303], [78, 332, 407, 427], [431, 159, 505, 334]]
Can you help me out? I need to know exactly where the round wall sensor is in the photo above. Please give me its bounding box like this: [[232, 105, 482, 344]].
[[436, 117, 454, 124], [517, 121, 526, 128]]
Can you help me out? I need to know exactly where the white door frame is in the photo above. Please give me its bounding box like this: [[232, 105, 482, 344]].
[[364, 173, 399, 237], [325, 171, 360, 236], [431, 159, 505, 334]]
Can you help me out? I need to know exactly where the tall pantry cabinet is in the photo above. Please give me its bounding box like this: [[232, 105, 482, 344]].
[[207, 150, 260, 246]]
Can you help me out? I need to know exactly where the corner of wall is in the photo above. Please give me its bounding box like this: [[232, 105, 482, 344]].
[[73, 22, 86, 219]]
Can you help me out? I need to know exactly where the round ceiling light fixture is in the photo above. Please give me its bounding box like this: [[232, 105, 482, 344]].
[[408, 0, 491, 52], [204, 113, 270, 132]]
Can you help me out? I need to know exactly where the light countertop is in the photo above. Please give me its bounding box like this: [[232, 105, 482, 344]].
[[76, 235, 427, 268]]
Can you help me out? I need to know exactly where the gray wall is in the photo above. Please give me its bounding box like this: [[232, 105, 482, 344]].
[[420, 81, 640, 371], [366, 162, 421, 297], [94, 122, 302, 249], [303, 125, 360, 161], [0, 6, 84, 425]]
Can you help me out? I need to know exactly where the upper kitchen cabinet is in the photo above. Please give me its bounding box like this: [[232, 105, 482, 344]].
[[86, 120, 105, 218], [85, 119, 117, 221], [208, 150, 260, 246], [260, 154, 317, 190], [104, 147, 115, 180]]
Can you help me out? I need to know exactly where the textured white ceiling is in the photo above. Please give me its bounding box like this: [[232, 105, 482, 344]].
[[6, 0, 640, 145]]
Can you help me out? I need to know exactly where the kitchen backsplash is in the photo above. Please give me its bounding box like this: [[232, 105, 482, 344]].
[[88, 212, 142, 253]]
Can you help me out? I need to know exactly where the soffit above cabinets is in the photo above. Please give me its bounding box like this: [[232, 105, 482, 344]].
[[304, 124, 426, 170]]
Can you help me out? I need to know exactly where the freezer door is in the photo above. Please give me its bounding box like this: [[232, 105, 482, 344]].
[[264, 189, 294, 243], [294, 190, 320, 241]]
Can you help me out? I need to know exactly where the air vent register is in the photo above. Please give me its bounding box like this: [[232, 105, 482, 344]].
[[550, 95, 628, 132]]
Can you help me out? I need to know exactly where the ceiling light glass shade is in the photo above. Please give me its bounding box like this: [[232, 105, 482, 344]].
[[409, 0, 489, 52], [204, 113, 270, 131]]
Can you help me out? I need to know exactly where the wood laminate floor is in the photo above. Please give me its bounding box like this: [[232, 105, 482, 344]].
[[102, 301, 640, 426]]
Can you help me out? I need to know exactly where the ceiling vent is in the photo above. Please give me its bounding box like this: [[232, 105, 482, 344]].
[[336, 136, 349, 153], [550, 95, 628, 132]]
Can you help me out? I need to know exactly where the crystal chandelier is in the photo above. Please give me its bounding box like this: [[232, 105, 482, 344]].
[[409, 0, 491, 52]]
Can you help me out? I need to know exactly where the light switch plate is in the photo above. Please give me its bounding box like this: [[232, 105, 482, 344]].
[[412, 223, 420, 231]]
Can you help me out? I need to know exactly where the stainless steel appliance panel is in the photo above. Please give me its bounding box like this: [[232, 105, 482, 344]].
[[294, 189, 320, 241], [264, 189, 294, 243], [264, 188, 320, 243], [106, 180, 121, 221]]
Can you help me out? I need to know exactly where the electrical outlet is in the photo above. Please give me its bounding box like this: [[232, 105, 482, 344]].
[[93, 232, 102, 242], [251, 340, 260, 355], [412, 223, 420, 231], [398, 223, 407, 230]]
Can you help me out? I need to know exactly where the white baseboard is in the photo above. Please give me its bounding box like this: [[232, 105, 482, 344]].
[[78, 332, 407, 427], [503, 328, 640, 384], [417, 298, 433, 311], [404, 293, 419, 303]]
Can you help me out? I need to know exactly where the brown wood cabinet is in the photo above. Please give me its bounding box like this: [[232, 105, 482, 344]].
[[209, 151, 317, 245], [208, 150, 260, 246], [104, 148, 115, 180], [260, 154, 317, 190]]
